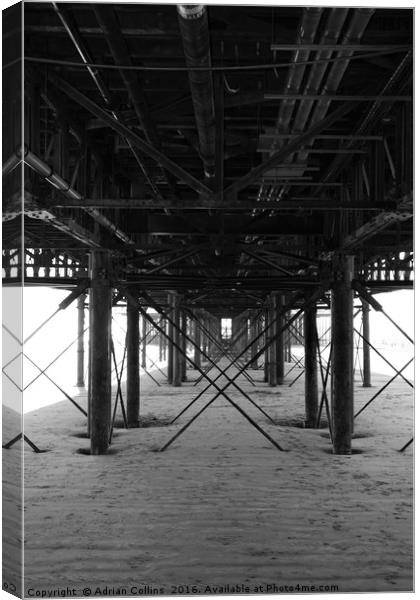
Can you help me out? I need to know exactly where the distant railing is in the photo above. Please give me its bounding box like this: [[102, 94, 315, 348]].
[[2, 248, 88, 281], [361, 251, 413, 282]]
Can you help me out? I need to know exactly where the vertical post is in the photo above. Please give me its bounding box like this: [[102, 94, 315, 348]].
[[87, 322, 92, 438], [362, 299, 372, 387], [201, 315, 207, 358], [331, 255, 354, 454], [76, 293, 86, 387], [141, 314, 147, 368], [89, 250, 112, 455], [268, 294, 277, 387], [263, 311, 269, 383], [162, 318, 167, 361], [193, 312, 201, 370], [250, 312, 259, 369], [167, 295, 174, 384], [304, 294, 318, 427], [242, 314, 249, 362], [159, 324, 164, 361], [173, 294, 182, 386], [231, 317, 237, 352], [181, 311, 187, 382], [275, 294, 285, 384], [126, 298, 140, 428], [209, 316, 217, 358], [285, 311, 292, 362]]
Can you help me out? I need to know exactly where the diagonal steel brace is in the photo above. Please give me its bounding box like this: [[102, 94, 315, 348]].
[[159, 285, 328, 451]]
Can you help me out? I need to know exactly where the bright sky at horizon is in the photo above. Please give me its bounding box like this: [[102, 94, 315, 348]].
[[1, 286, 415, 415]]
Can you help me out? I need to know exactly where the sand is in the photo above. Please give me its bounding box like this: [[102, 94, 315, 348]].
[[4, 352, 413, 596]]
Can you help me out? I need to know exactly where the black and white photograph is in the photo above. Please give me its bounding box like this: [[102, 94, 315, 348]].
[[2, 1, 414, 597]]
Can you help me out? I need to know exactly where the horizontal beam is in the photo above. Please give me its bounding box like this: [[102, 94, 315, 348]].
[[260, 134, 383, 141], [264, 93, 411, 102], [4, 277, 413, 292], [256, 148, 366, 154], [270, 44, 411, 52], [49, 197, 396, 211]]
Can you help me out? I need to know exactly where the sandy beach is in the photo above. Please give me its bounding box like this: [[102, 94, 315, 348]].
[[9, 352, 412, 596]]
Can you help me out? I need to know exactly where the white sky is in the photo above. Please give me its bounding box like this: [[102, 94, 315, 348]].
[[1, 286, 414, 414]]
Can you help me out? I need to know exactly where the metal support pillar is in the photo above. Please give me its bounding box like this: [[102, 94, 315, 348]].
[[285, 311, 292, 362], [231, 317, 238, 351], [275, 294, 285, 384], [167, 295, 174, 384], [89, 250, 112, 455], [362, 300, 372, 387], [173, 294, 182, 386], [200, 316, 207, 358], [331, 255, 354, 454], [209, 317, 217, 358], [159, 325, 164, 361], [76, 293, 86, 387], [268, 295, 277, 387], [126, 299, 140, 428], [304, 294, 318, 427], [250, 314, 259, 369], [181, 311, 187, 382], [193, 312, 201, 370], [141, 314, 147, 369], [263, 311, 269, 382], [242, 316, 249, 362], [162, 318, 167, 361]]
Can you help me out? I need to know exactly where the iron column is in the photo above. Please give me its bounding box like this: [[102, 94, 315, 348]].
[[193, 311, 201, 370], [331, 255, 354, 454], [76, 293, 86, 387], [181, 310, 187, 382], [173, 293, 182, 386], [304, 293, 318, 427], [362, 299, 372, 387], [276, 294, 285, 384], [126, 298, 140, 427], [89, 250, 112, 455], [141, 314, 147, 369], [268, 294, 277, 387], [167, 294, 174, 384]]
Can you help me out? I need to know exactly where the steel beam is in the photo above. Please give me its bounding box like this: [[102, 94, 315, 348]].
[[264, 93, 411, 102], [50, 196, 396, 211], [131, 299, 283, 451], [224, 100, 358, 197], [54, 75, 212, 197]]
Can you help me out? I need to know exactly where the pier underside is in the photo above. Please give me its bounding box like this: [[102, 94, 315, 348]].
[[2, 2, 413, 595]]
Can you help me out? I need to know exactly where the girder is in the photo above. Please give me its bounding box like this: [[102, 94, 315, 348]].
[[2, 3, 413, 316]]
